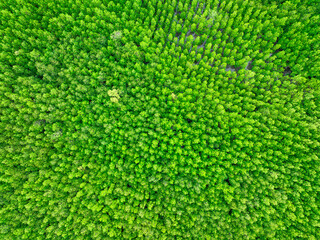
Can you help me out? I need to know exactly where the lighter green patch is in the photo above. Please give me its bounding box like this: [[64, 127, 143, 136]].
[[108, 89, 120, 103]]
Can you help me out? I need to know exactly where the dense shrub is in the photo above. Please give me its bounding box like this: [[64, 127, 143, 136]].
[[0, 0, 319, 239]]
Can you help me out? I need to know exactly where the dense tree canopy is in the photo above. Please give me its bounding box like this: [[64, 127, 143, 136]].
[[0, 0, 319, 239]]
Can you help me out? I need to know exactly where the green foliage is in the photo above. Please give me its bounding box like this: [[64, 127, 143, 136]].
[[0, 0, 319, 239], [111, 31, 123, 41]]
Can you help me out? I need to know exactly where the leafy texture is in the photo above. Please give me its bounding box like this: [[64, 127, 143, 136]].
[[0, 0, 319, 239]]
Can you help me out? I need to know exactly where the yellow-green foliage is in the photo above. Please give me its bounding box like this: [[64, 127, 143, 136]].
[[108, 89, 120, 103], [0, 0, 319, 239]]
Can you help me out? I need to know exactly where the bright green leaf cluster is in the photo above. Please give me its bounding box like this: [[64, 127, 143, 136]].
[[0, 0, 319, 239]]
